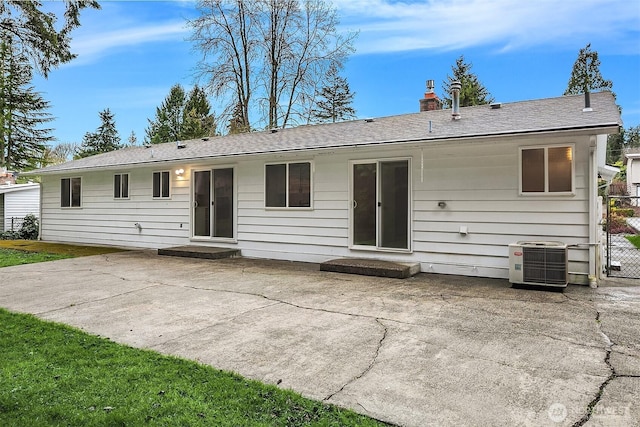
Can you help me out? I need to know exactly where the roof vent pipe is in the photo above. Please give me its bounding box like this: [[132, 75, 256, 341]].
[[583, 91, 592, 112], [451, 81, 461, 120], [427, 79, 435, 93]]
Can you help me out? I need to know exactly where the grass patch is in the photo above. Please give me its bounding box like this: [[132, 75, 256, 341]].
[[0, 249, 72, 268], [0, 309, 388, 426], [0, 240, 125, 257], [626, 235, 640, 249]]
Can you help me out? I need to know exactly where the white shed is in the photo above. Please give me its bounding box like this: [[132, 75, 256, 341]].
[[0, 183, 40, 232]]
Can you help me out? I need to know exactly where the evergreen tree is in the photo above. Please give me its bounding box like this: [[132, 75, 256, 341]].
[[311, 64, 356, 123], [76, 109, 121, 158], [441, 55, 494, 108], [182, 85, 216, 139], [145, 84, 216, 143], [127, 131, 138, 146], [0, 39, 54, 171], [607, 126, 640, 164], [0, 1, 100, 77], [145, 84, 186, 144], [227, 103, 249, 134], [564, 43, 613, 96], [564, 44, 618, 164]]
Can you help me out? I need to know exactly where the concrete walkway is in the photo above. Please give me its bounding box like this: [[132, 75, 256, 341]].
[[1, 250, 638, 426]]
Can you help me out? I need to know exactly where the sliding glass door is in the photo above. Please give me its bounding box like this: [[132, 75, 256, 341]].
[[351, 160, 410, 250], [193, 168, 234, 239]]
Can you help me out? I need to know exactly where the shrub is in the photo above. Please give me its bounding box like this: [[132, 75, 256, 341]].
[[0, 230, 21, 240], [18, 214, 39, 240], [612, 208, 635, 217], [604, 213, 636, 234], [608, 181, 629, 196]]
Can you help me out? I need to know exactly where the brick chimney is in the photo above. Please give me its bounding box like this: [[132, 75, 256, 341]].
[[419, 80, 443, 112], [0, 168, 16, 185]]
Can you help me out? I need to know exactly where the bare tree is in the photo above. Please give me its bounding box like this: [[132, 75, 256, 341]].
[[42, 142, 79, 166], [189, 0, 356, 132], [190, 0, 255, 133]]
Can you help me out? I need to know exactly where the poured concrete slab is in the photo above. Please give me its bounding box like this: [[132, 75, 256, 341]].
[[320, 258, 420, 279], [2, 252, 639, 427], [158, 245, 240, 260]]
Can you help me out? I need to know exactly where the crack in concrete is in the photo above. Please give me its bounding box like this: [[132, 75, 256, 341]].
[[34, 284, 161, 315], [148, 301, 283, 349], [572, 310, 618, 427], [174, 283, 617, 358], [179, 284, 397, 324], [323, 318, 388, 402]]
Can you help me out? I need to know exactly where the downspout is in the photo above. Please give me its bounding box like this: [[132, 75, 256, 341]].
[[588, 136, 598, 286], [37, 179, 43, 241]]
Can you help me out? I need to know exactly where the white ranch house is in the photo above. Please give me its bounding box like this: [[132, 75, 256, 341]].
[[31, 92, 620, 285]]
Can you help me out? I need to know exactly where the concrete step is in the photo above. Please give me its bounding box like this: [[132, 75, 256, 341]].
[[320, 258, 420, 279], [158, 246, 240, 260]]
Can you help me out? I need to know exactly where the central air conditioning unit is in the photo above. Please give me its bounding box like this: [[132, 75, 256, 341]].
[[509, 241, 568, 288]]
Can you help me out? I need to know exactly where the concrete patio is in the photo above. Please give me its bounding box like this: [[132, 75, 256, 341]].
[[0, 250, 638, 426]]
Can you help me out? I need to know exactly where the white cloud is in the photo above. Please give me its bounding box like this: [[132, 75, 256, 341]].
[[70, 21, 189, 63], [334, 0, 640, 55]]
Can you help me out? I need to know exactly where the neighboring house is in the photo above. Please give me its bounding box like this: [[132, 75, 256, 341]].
[[0, 183, 40, 233], [30, 91, 620, 285], [626, 151, 640, 197]]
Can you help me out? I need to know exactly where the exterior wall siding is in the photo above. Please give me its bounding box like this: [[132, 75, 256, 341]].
[[40, 132, 593, 284], [41, 169, 190, 248], [2, 187, 40, 231]]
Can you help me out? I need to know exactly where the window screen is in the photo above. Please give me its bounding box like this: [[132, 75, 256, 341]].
[[265, 162, 311, 208]]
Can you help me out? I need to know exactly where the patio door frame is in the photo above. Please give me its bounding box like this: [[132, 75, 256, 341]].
[[191, 165, 237, 242], [349, 158, 412, 252]]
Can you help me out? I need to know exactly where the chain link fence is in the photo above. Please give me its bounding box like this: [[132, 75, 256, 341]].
[[606, 196, 640, 278], [9, 217, 24, 232]]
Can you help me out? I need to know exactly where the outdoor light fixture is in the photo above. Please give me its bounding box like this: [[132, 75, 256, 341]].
[[175, 168, 185, 176]]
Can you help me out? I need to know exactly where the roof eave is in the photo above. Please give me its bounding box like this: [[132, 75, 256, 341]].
[[26, 122, 621, 175]]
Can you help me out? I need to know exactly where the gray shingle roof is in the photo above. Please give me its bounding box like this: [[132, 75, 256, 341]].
[[32, 92, 620, 174]]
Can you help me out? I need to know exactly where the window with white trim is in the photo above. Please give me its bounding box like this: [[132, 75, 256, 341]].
[[152, 171, 170, 198], [114, 173, 129, 199], [61, 177, 81, 207], [265, 162, 311, 208], [520, 145, 574, 194]]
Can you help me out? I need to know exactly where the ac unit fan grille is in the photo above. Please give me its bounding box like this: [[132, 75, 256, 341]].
[[522, 246, 567, 285]]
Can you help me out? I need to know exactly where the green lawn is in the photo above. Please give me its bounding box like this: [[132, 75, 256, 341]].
[[0, 248, 72, 267], [0, 241, 388, 426], [626, 235, 640, 249], [0, 240, 125, 257], [0, 309, 387, 426], [0, 241, 126, 268]]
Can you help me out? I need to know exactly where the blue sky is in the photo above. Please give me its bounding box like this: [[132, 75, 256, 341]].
[[34, 0, 640, 146]]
